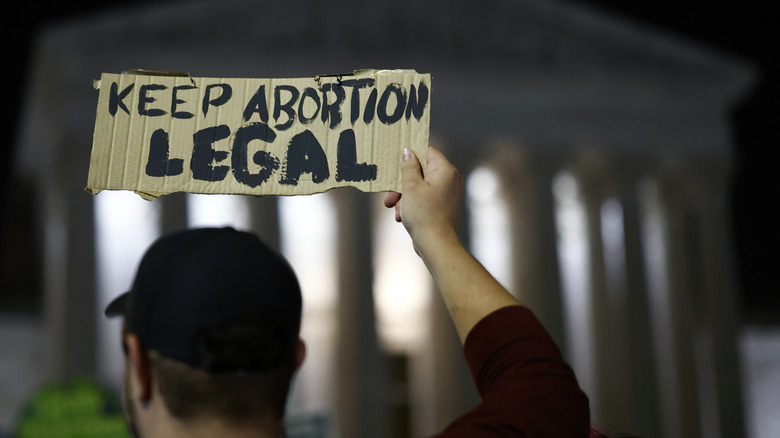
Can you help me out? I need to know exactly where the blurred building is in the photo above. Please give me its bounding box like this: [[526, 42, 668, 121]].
[[1, 0, 757, 437]]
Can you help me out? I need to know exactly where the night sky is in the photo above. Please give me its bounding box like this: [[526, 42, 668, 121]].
[[3, 0, 776, 315]]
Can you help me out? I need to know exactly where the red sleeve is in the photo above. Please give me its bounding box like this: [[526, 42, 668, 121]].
[[432, 305, 591, 437]]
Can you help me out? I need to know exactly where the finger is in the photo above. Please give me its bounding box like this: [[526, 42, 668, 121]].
[[422, 146, 459, 185], [426, 146, 440, 164], [395, 203, 402, 222], [400, 148, 423, 189], [384, 191, 401, 208], [424, 146, 452, 171]]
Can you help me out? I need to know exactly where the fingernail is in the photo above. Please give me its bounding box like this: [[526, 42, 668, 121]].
[[402, 148, 413, 161]]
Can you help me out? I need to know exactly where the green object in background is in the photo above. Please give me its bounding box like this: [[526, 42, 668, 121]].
[[14, 378, 129, 438], [286, 413, 330, 438]]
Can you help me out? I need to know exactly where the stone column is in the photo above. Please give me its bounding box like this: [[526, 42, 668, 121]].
[[248, 196, 281, 251], [571, 150, 612, 426], [43, 133, 98, 381], [519, 152, 567, 348], [640, 164, 702, 438], [528, 161, 569, 349], [20, 50, 99, 382], [570, 150, 646, 432], [691, 163, 745, 438], [333, 188, 387, 438], [615, 159, 662, 438], [159, 192, 188, 235], [481, 145, 567, 348]]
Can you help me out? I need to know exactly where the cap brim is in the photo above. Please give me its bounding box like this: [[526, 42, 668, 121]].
[[104, 292, 130, 317]]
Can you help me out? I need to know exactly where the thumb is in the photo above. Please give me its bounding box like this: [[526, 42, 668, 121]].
[[400, 148, 423, 189]]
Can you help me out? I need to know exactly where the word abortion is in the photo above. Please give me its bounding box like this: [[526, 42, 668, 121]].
[[108, 78, 430, 131]]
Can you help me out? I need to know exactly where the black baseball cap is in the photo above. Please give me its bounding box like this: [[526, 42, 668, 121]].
[[105, 227, 302, 373]]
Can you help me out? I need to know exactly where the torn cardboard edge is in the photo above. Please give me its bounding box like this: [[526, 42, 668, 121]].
[[93, 69, 193, 90], [87, 69, 431, 200]]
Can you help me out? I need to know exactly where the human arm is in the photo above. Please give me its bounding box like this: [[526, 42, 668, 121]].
[[384, 147, 519, 343], [385, 147, 590, 436]]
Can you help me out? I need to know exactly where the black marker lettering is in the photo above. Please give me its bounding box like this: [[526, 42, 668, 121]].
[[202, 84, 232, 116], [377, 83, 406, 125], [363, 88, 377, 124], [171, 85, 196, 119], [335, 129, 377, 182], [109, 82, 134, 116], [191, 124, 231, 181], [320, 83, 345, 129], [340, 78, 374, 125], [280, 130, 329, 185], [138, 84, 167, 117], [243, 85, 269, 123], [298, 87, 321, 124], [405, 82, 429, 121], [273, 85, 300, 131], [232, 123, 280, 188], [145, 128, 184, 177]]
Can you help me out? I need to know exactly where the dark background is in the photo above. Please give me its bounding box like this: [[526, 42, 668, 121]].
[[2, 0, 776, 316]]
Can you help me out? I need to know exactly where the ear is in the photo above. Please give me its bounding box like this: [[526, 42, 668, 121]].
[[125, 333, 153, 403], [293, 338, 306, 371]]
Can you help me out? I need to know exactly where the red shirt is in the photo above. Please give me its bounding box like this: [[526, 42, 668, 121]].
[[434, 306, 591, 437]]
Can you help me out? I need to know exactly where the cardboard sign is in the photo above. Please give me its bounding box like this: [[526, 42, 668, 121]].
[[86, 69, 431, 200]]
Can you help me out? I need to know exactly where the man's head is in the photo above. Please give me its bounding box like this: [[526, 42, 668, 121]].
[[106, 227, 305, 437]]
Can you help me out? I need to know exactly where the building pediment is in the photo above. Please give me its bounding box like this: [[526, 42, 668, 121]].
[[49, 0, 750, 92]]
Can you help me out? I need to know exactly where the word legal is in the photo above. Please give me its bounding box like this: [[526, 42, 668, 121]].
[[146, 123, 377, 187]]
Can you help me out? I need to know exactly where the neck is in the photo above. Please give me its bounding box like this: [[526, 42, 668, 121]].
[[131, 382, 286, 438], [149, 415, 285, 438]]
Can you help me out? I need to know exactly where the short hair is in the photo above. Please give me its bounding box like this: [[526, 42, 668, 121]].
[[124, 320, 296, 422], [148, 350, 295, 421]]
